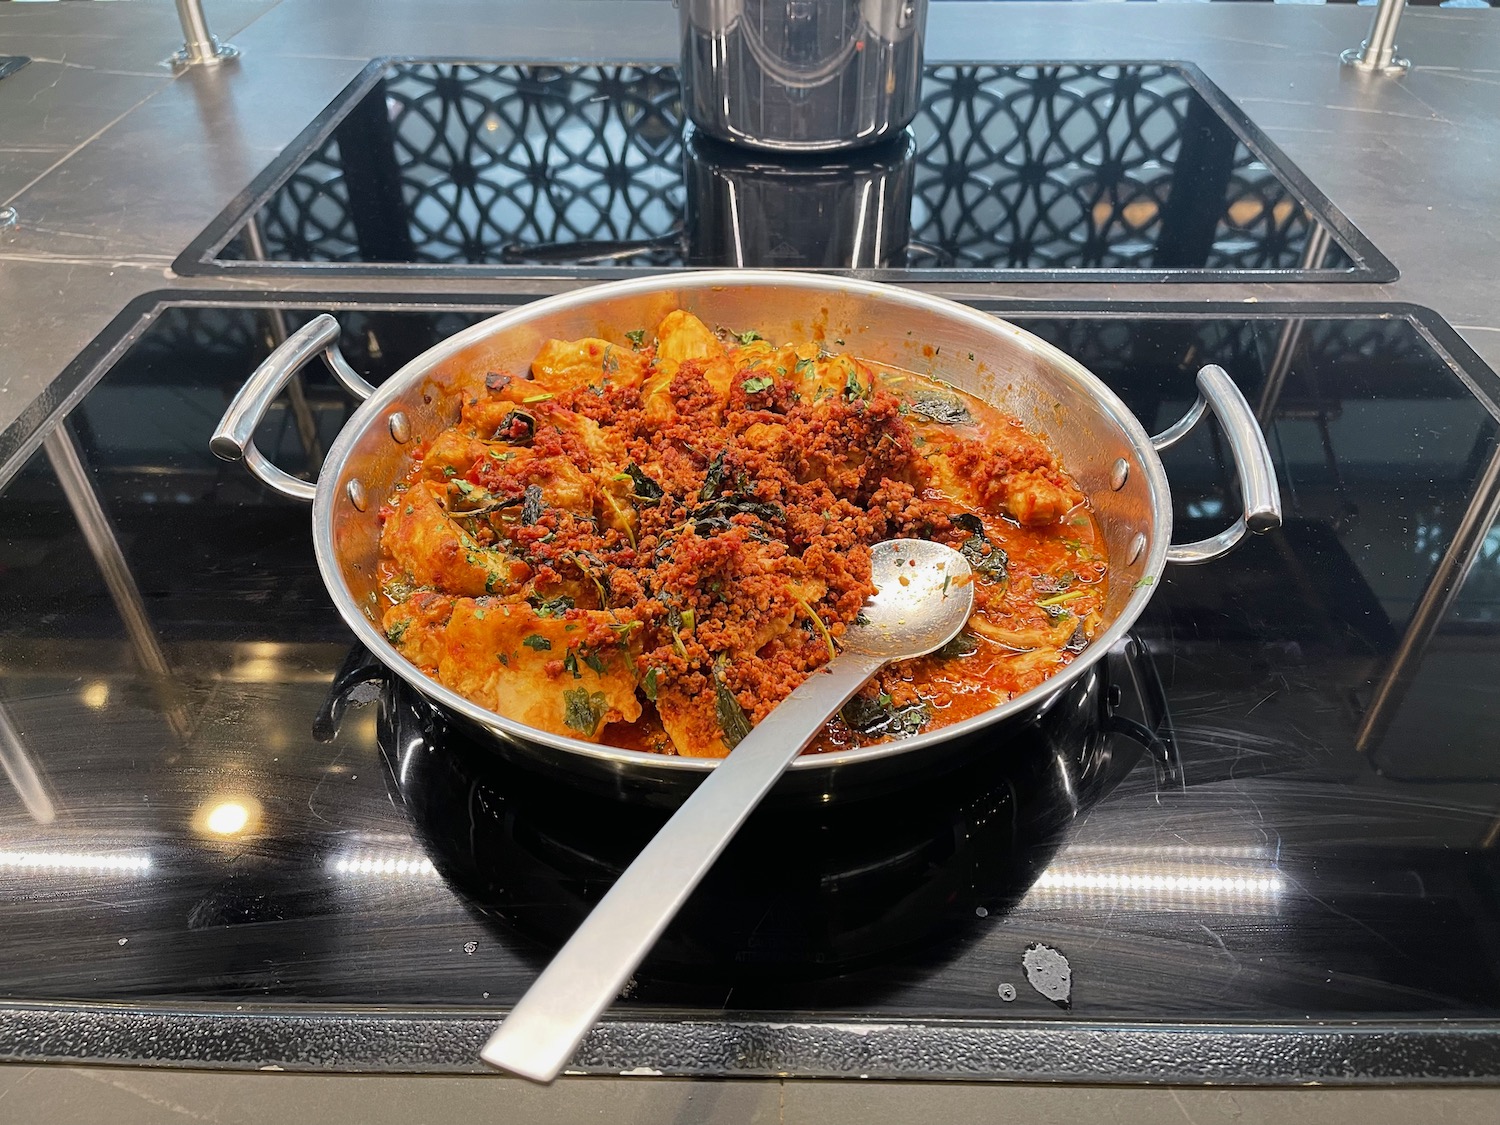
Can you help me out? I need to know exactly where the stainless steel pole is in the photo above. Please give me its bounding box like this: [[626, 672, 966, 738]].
[[170, 0, 239, 68], [43, 424, 192, 743], [1356, 439, 1500, 755], [1341, 0, 1411, 76]]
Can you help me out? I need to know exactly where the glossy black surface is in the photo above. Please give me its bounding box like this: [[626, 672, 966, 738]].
[[179, 60, 1392, 279], [2, 297, 1499, 1076]]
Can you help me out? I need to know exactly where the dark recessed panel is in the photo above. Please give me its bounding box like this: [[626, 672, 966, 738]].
[[174, 60, 1393, 282]]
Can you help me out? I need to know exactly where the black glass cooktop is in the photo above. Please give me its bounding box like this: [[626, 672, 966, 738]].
[[1, 294, 1498, 1080], [173, 59, 1394, 282]]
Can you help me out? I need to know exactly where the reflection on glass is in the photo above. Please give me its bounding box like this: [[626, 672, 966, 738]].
[[219, 62, 1358, 273], [329, 854, 439, 878], [1027, 846, 1285, 912], [197, 797, 261, 837], [0, 851, 151, 873]]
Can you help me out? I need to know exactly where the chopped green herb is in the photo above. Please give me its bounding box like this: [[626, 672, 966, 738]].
[[951, 513, 1009, 579], [907, 389, 972, 425], [625, 328, 647, 349], [936, 630, 980, 659], [689, 491, 784, 537], [495, 409, 536, 445], [1134, 575, 1156, 589], [473, 608, 486, 621], [1032, 572, 1074, 595], [642, 667, 661, 702], [562, 688, 608, 735], [563, 648, 581, 679], [521, 634, 552, 651], [680, 608, 696, 634], [699, 450, 727, 501], [384, 621, 409, 644], [1036, 589, 1088, 608], [442, 465, 457, 478], [795, 596, 837, 662], [521, 484, 544, 525], [794, 356, 815, 376], [713, 663, 752, 750], [622, 463, 664, 507], [583, 650, 607, 676], [840, 692, 930, 738], [741, 375, 774, 394], [602, 345, 620, 374], [497, 653, 509, 665], [734, 329, 763, 345]]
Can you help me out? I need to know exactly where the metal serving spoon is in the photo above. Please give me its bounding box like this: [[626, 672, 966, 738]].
[[481, 538, 975, 1082]]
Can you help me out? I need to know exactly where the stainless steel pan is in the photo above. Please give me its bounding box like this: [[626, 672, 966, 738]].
[[212, 272, 1280, 798]]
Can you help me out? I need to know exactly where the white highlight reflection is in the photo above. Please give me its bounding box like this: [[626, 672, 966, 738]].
[[0, 851, 151, 873], [329, 854, 438, 878], [1034, 871, 1283, 895], [1023, 845, 1285, 913]]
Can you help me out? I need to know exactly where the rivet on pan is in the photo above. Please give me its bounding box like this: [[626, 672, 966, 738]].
[[1110, 459, 1129, 491], [346, 479, 368, 512], [388, 411, 411, 443], [1126, 532, 1146, 565]]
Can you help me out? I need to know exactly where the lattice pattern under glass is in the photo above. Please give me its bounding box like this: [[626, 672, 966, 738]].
[[220, 62, 1356, 272]]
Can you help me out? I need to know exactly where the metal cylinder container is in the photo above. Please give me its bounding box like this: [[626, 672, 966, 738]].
[[679, 0, 929, 152]]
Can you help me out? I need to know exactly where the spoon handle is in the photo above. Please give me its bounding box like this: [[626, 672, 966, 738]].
[[480, 650, 888, 1082]]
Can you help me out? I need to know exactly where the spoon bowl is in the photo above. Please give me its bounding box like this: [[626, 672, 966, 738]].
[[844, 538, 976, 659], [481, 539, 974, 1082]]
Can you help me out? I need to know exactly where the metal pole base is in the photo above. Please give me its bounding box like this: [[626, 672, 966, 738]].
[[1341, 44, 1411, 76], [166, 38, 240, 70]]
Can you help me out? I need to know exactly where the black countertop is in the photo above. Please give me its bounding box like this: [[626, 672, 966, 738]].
[[3, 293, 1500, 1081]]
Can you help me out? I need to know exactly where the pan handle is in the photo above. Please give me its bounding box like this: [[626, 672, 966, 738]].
[[1151, 364, 1282, 565], [210, 314, 376, 502]]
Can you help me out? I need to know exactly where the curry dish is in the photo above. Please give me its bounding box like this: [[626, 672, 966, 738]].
[[377, 310, 1107, 758]]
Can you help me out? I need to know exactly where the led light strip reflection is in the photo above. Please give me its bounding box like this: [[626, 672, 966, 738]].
[[329, 854, 438, 878], [0, 851, 151, 873], [1024, 862, 1286, 913], [1035, 871, 1283, 895]]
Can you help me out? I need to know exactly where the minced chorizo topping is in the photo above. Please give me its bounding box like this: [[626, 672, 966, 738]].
[[377, 310, 1107, 758]]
